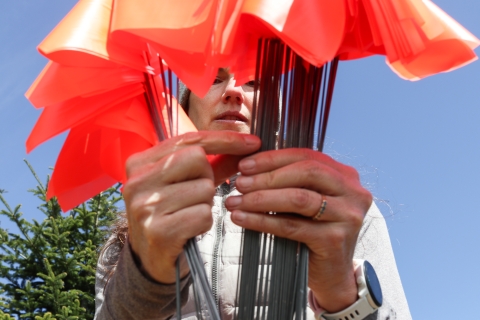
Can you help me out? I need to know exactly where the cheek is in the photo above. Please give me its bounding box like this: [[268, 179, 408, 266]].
[[244, 91, 255, 112]]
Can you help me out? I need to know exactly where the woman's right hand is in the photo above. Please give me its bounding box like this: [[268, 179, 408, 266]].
[[123, 131, 261, 284]]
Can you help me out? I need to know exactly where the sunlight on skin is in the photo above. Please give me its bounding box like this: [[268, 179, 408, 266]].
[[144, 211, 155, 228], [144, 192, 162, 206], [175, 134, 202, 147], [163, 154, 175, 171]]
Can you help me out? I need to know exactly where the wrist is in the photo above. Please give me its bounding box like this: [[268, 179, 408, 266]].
[[309, 263, 357, 312], [129, 241, 188, 284]]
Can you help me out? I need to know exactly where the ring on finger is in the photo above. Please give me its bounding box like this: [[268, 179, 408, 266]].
[[312, 197, 327, 221]]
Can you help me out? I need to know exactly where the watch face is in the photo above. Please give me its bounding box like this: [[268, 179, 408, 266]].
[[364, 261, 383, 307]]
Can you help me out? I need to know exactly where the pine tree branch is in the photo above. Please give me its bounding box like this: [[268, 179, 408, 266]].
[[24, 160, 45, 194]]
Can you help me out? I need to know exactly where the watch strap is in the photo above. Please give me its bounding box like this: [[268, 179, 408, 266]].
[[312, 260, 380, 320], [320, 295, 377, 320]]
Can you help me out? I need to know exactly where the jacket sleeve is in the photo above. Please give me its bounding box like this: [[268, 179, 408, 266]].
[[356, 202, 412, 320], [94, 237, 191, 320]]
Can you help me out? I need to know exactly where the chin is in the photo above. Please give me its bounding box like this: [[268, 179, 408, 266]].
[[210, 121, 251, 133]]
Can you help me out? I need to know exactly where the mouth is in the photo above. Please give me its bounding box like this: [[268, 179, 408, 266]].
[[214, 111, 248, 123]]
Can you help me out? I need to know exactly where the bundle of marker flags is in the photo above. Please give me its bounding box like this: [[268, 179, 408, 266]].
[[26, 0, 478, 319]]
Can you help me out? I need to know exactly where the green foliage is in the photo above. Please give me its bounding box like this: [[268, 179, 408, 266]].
[[0, 161, 122, 319]]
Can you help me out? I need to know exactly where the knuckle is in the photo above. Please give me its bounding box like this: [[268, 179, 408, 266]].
[[344, 164, 360, 180], [249, 191, 265, 207], [222, 132, 238, 145], [200, 178, 215, 190], [326, 228, 347, 250], [182, 146, 208, 167], [303, 160, 322, 177], [123, 176, 143, 201], [360, 188, 373, 209], [352, 187, 373, 214], [128, 201, 154, 225], [264, 170, 277, 188], [259, 151, 276, 169], [279, 218, 302, 239], [125, 152, 142, 177], [160, 153, 177, 171], [198, 178, 216, 198], [188, 145, 207, 157], [196, 203, 214, 233], [170, 145, 199, 162], [170, 147, 209, 172], [291, 189, 312, 211], [344, 193, 370, 229], [349, 209, 365, 229]]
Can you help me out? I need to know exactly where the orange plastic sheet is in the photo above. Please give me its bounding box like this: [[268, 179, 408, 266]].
[[27, 17, 196, 210], [340, 0, 479, 79], [26, 0, 479, 210], [27, 64, 194, 210], [38, 0, 149, 72], [110, 0, 237, 95], [188, 0, 347, 86], [110, 0, 347, 93]]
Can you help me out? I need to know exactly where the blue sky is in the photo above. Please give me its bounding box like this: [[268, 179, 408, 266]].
[[0, 1, 479, 318]]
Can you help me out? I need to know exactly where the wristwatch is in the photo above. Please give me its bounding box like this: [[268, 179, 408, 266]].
[[320, 259, 383, 320]]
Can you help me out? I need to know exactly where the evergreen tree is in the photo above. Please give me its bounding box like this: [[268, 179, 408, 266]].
[[0, 161, 122, 319]]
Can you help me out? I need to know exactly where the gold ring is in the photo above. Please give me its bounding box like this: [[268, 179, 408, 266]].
[[312, 198, 327, 221]]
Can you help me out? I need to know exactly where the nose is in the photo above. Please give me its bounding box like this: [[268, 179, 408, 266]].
[[221, 78, 244, 105]]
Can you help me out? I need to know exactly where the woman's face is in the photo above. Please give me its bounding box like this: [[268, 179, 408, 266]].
[[188, 69, 254, 134]]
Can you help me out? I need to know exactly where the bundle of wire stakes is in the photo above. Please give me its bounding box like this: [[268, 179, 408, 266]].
[[235, 39, 339, 320], [143, 38, 339, 319], [141, 53, 220, 319]]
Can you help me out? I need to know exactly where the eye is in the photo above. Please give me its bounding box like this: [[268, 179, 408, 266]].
[[245, 80, 257, 87], [213, 77, 223, 85]]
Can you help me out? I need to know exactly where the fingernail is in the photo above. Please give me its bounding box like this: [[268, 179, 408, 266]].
[[240, 159, 255, 171], [232, 210, 246, 222], [237, 176, 253, 188], [226, 196, 242, 208], [243, 135, 258, 146]]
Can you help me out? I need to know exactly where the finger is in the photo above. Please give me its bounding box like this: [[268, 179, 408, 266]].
[[128, 179, 216, 220], [238, 148, 347, 176], [124, 146, 214, 198], [155, 146, 214, 183], [230, 210, 319, 245], [131, 203, 213, 283], [230, 210, 364, 251], [236, 160, 347, 195], [146, 203, 214, 246], [127, 131, 260, 176], [226, 189, 342, 220]]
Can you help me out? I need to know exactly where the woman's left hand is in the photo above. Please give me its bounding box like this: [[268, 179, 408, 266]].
[[225, 148, 372, 313]]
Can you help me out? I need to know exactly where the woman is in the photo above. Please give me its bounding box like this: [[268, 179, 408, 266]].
[[94, 69, 411, 319]]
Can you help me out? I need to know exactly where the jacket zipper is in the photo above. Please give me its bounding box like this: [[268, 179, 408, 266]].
[[211, 194, 228, 309]]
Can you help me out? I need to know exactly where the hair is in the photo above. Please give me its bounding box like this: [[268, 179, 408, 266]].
[[179, 81, 191, 114], [98, 212, 128, 291], [98, 83, 193, 289]]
